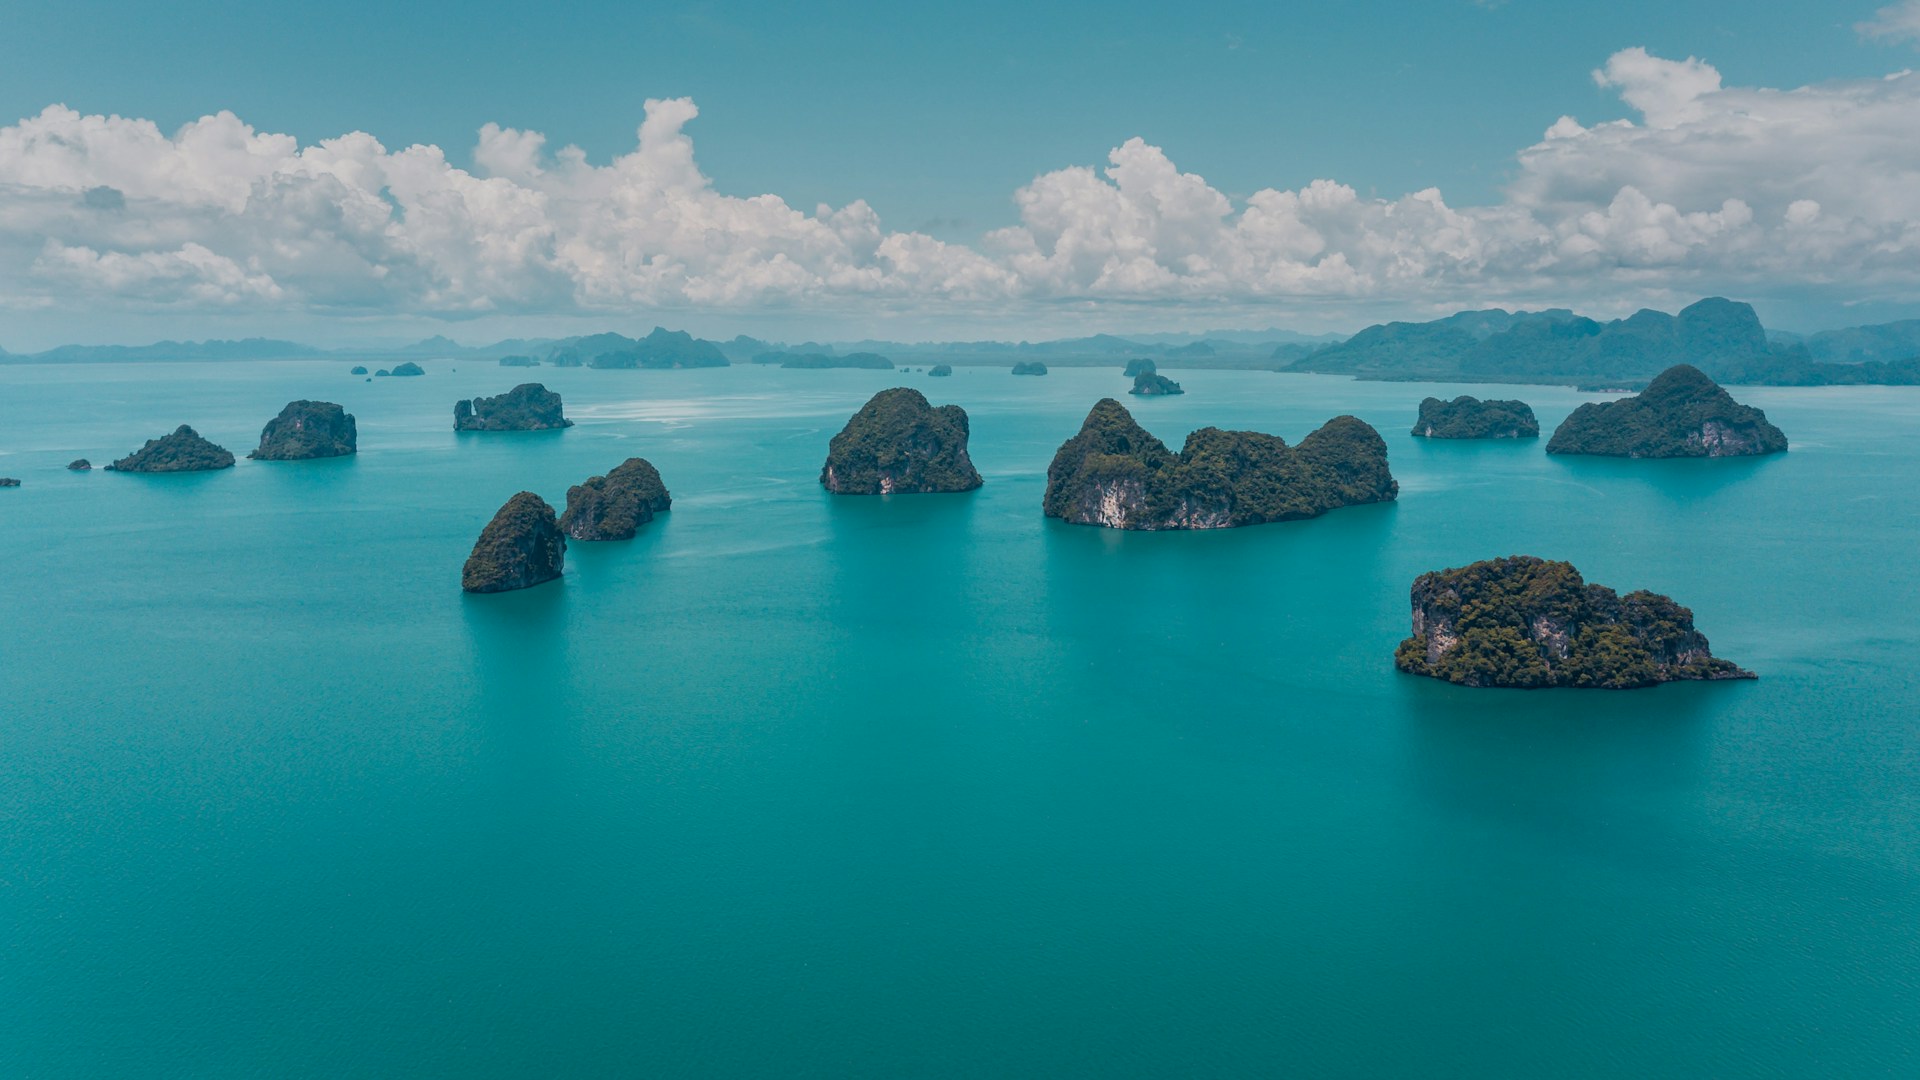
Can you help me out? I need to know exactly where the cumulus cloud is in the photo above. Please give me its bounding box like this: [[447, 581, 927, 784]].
[[1859, 1, 1920, 45], [3, 49, 1920, 327]]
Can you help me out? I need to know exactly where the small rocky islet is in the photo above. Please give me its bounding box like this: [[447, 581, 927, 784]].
[[462, 491, 566, 593], [928, 364, 953, 377], [1011, 361, 1049, 376], [250, 400, 356, 460], [105, 425, 236, 473], [1394, 555, 1754, 689], [1130, 372, 1183, 396], [68, 459, 91, 471], [561, 458, 672, 540], [1043, 398, 1397, 530], [1548, 364, 1786, 458], [374, 361, 425, 378], [0, 477, 18, 487], [1412, 395, 1538, 439], [821, 387, 982, 495], [454, 383, 573, 431]]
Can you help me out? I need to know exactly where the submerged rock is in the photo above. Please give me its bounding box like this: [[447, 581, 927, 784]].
[[249, 400, 357, 460], [462, 492, 566, 593], [1394, 555, 1755, 688], [1412, 396, 1539, 439], [928, 364, 953, 377], [1547, 365, 1786, 458], [106, 426, 236, 473], [821, 387, 983, 495], [1129, 372, 1184, 396], [1011, 361, 1048, 376], [454, 383, 573, 431], [1043, 399, 1396, 530], [1124, 358, 1157, 377], [68, 459, 91, 471], [560, 458, 672, 540]]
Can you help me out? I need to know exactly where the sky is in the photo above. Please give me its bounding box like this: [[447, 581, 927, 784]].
[[3, 0, 1920, 349]]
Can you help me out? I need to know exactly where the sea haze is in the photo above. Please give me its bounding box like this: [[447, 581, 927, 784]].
[[1, 362, 1916, 1075]]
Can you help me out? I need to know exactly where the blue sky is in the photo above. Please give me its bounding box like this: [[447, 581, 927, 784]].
[[2, 0, 1919, 346]]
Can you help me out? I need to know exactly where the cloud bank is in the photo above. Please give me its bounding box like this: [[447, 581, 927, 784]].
[[3, 48, 1920, 330]]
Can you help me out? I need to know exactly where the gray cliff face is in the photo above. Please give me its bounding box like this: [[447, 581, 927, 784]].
[[819, 388, 982, 495]]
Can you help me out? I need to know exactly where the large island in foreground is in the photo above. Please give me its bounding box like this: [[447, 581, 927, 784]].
[[1395, 555, 1754, 688], [1547, 365, 1786, 458]]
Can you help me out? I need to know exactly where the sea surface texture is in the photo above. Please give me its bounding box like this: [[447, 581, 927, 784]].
[[2, 362, 1916, 1076]]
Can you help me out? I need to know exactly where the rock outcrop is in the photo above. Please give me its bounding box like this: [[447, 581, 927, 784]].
[[454, 383, 573, 431], [821, 387, 983, 495], [0, 477, 18, 487], [249, 400, 357, 460], [1043, 399, 1396, 530], [929, 364, 953, 377], [387, 361, 425, 377], [67, 459, 91, 471], [462, 492, 566, 593], [106, 426, 236, 473], [1547, 365, 1786, 458], [1011, 361, 1048, 376], [560, 458, 673, 540], [1124, 358, 1157, 377], [1412, 396, 1539, 439], [1130, 373, 1184, 396], [1394, 555, 1754, 688], [350, 366, 368, 375]]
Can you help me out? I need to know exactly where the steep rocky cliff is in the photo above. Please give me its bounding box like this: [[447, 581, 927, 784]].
[[1412, 396, 1538, 439], [561, 458, 673, 540], [455, 383, 573, 431], [821, 387, 982, 495], [1394, 555, 1754, 688], [249, 400, 357, 460], [106, 426, 236, 472], [462, 492, 566, 592], [1129, 373, 1184, 396], [1043, 399, 1396, 529], [1547, 365, 1786, 458]]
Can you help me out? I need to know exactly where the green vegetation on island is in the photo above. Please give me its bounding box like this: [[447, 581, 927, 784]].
[[455, 383, 574, 432], [1412, 396, 1539, 439], [560, 458, 672, 540], [1394, 555, 1754, 688], [821, 387, 983, 495], [1123, 358, 1157, 377], [1547, 365, 1786, 458], [462, 492, 566, 593], [1043, 399, 1396, 530], [1011, 361, 1049, 376], [106, 425, 236, 473], [582, 328, 729, 369], [1129, 372, 1184, 396], [249, 400, 357, 460]]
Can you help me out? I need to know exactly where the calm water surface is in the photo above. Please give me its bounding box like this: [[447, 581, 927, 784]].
[[1, 361, 1916, 1076]]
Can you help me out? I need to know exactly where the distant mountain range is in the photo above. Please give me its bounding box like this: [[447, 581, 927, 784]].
[[5, 306, 1919, 385]]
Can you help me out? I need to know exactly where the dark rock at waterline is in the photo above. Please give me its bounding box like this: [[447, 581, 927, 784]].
[[561, 458, 672, 540], [0, 477, 18, 487], [462, 492, 566, 593], [67, 459, 91, 471], [1394, 555, 1755, 688], [106, 426, 235, 473], [249, 400, 357, 460]]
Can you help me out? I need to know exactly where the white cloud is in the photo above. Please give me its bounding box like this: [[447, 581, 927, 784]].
[[3, 49, 1920, 330], [1859, 1, 1920, 45]]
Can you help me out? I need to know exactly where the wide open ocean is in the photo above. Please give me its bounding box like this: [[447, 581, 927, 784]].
[[2, 360, 1915, 1076]]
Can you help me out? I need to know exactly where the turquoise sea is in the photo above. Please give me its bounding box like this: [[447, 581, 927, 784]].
[[2, 361, 1916, 1076]]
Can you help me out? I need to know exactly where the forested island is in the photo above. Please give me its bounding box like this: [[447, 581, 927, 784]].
[[1011, 361, 1048, 376], [1547, 365, 1786, 458], [1130, 373, 1184, 396], [250, 400, 357, 460], [1124, 358, 1157, 377], [1043, 399, 1396, 529], [821, 388, 982, 494], [1412, 396, 1538, 439], [463, 492, 566, 592], [455, 384, 573, 431], [582, 328, 729, 369], [561, 458, 672, 540], [928, 364, 953, 377], [1394, 555, 1754, 688], [106, 426, 236, 472]]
